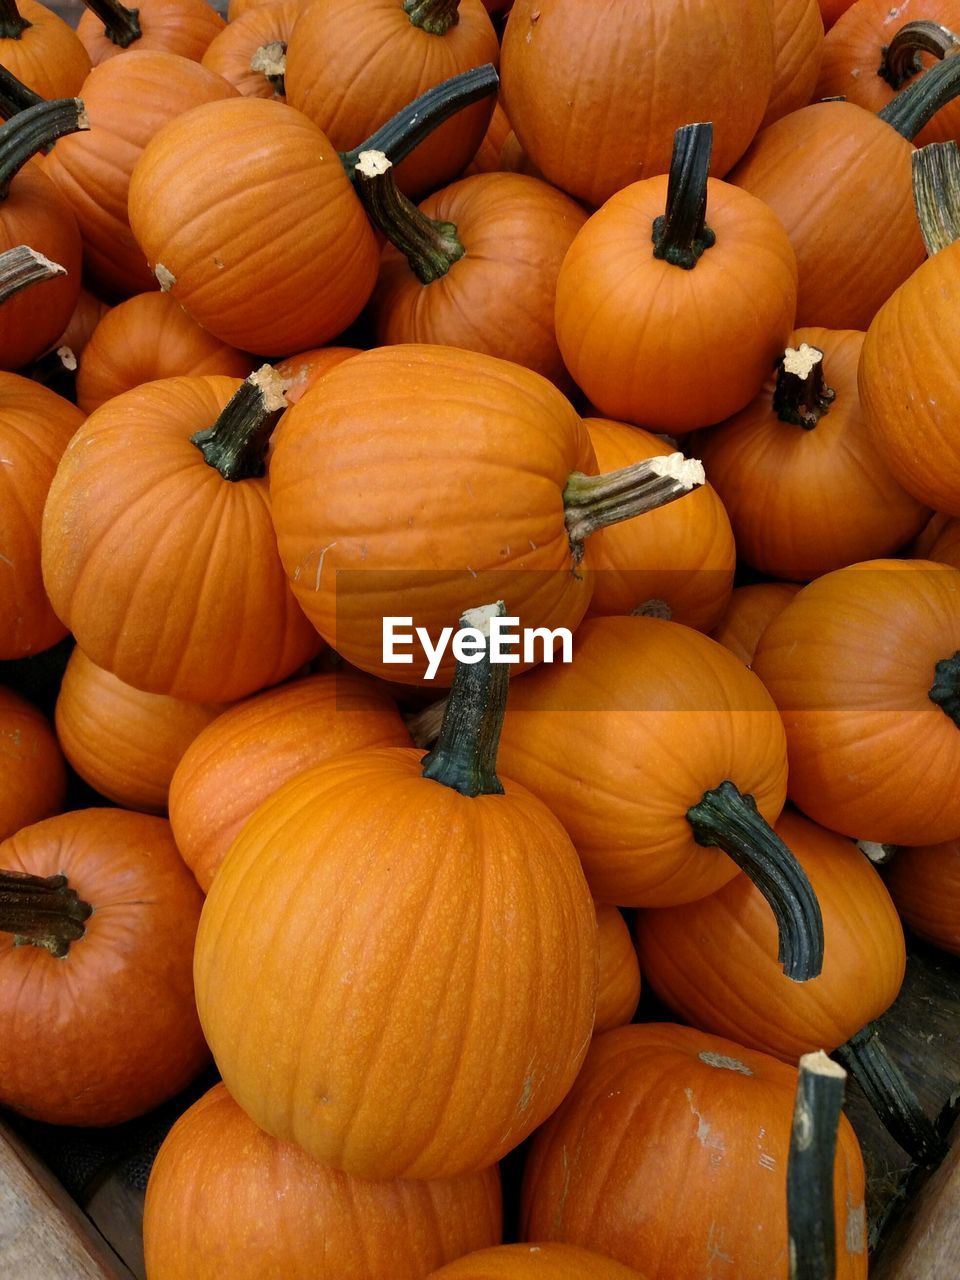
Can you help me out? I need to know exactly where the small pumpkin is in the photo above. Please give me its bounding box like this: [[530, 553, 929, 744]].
[[0, 685, 66, 840], [76, 0, 225, 67], [710, 581, 802, 666], [594, 903, 641, 1036], [427, 1243, 645, 1279], [0, 0, 91, 102], [884, 841, 960, 955], [200, 1, 300, 100], [272, 345, 361, 404]]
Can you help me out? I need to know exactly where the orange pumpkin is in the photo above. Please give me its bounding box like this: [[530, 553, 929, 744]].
[[594, 903, 641, 1036], [272, 345, 361, 404], [761, 0, 825, 129], [912, 513, 960, 568], [200, 0, 300, 100], [144, 1083, 503, 1280], [0, 686, 66, 839], [76, 0, 225, 67], [710, 581, 802, 665], [884, 841, 960, 955], [52, 284, 110, 358], [427, 1244, 645, 1279], [0, 0, 91, 102]]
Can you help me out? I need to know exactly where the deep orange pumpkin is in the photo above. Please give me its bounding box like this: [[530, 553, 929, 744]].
[[761, 0, 825, 129], [200, 0, 300, 100], [0, 686, 66, 840], [0, 0, 91, 101], [594, 903, 641, 1036], [52, 284, 110, 358], [710, 581, 802, 665], [427, 1244, 646, 1279], [143, 1083, 503, 1280], [76, 0, 225, 67], [272, 345, 361, 404], [884, 841, 960, 955]]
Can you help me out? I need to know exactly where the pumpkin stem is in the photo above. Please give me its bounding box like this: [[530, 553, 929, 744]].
[[878, 20, 960, 92], [787, 1051, 848, 1280], [773, 344, 836, 430], [339, 63, 498, 173], [421, 602, 507, 797], [833, 1021, 947, 1166], [0, 868, 92, 958], [190, 365, 288, 482], [0, 0, 30, 41], [878, 53, 960, 140], [353, 150, 464, 283], [912, 140, 960, 255], [563, 453, 705, 567], [79, 0, 141, 48], [0, 63, 43, 120], [0, 98, 89, 201], [250, 41, 286, 98], [928, 650, 960, 725], [651, 121, 716, 270], [856, 839, 899, 866], [686, 781, 824, 982], [0, 244, 66, 305], [404, 0, 460, 37]]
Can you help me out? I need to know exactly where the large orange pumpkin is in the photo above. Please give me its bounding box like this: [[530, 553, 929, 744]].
[[0, 686, 66, 840], [760, 0, 825, 129]]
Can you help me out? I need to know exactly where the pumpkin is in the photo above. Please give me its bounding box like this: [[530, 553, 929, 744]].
[[461, 98, 512, 177], [584, 417, 735, 631], [693, 329, 929, 580], [76, 0, 225, 67], [499, 0, 775, 208], [41, 370, 320, 701], [193, 603, 599, 1180], [0, 808, 209, 1125], [710, 581, 802, 665], [554, 123, 798, 433], [268, 343, 704, 684], [594, 903, 641, 1036], [0, 685, 66, 839], [43, 51, 239, 300], [55, 646, 228, 813], [168, 670, 411, 892], [143, 1083, 503, 1280], [0, 0, 91, 102], [752, 559, 960, 845], [911, 511, 960, 566], [426, 1244, 645, 1279], [0, 371, 84, 659], [520, 1022, 867, 1280], [52, 284, 110, 358], [284, 0, 499, 198], [272, 345, 361, 404], [820, 0, 856, 27], [495, 614, 824, 982], [75, 291, 253, 413], [761, 0, 825, 130], [884, 841, 960, 955], [200, 1, 300, 100]]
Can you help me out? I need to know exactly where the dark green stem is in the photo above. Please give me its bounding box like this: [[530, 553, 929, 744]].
[[405, 0, 459, 37], [190, 366, 287, 481], [878, 20, 960, 92], [564, 454, 705, 566], [0, 244, 66, 305], [834, 1021, 947, 1166], [353, 150, 464, 283], [0, 98, 89, 201], [0, 0, 29, 40], [340, 63, 498, 174], [773, 345, 836, 430], [929, 650, 960, 725], [250, 41, 286, 98], [80, 0, 141, 47], [651, 121, 716, 269], [686, 781, 824, 982], [912, 140, 960, 255], [879, 53, 960, 140], [0, 63, 43, 121], [421, 602, 507, 796], [788, 1051, 848, 1280], [0, 869, 92, 958]]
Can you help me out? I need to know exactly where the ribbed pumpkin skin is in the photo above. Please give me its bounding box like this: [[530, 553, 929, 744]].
[[816, 0, 960, 146], [859, 240, 960, 515], [55, 647, 227, 813], [496, 616, 789, 907], [554, 178, 798, 433], [201, 1, 301, 99], [0, 809, 209, 1126], [41, 375, 319, 702], [761, 0, 824, 128], [168, 671, 411, 892], [594, 904, 641, 1036], [76, 0, 225, 66], [0, 0, 91, 100], [884, 841, 960, 955], [369, 172, 588, 389], [0, 374, 84, 659], [76, 292, 253, 413], [728, 101, 925, 331], [710, 581, 801, 665], [43, 52, 239, 300], [0, 687, 66, 840], [194, 747, 598, 1180], [520, 1023, 868, 1280], [268, 344, 596, 685], [635, 809, 905, 1059], [500, 0, 775, 209], [427, 1243, 645, 1279], [752, 560, 960, 844], [144, 1084, 503, 1280], [127, 96, 379, 355], [284, 0, 499, 198], [585, 419, 735, 630], [695, 327, 929, 580]]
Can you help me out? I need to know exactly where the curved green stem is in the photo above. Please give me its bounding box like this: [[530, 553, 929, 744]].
[[879, 53, 960, 140], [80, 0, 141, 47], [686, 781, 824, 982], [0, 98, 88, 201], [0, 0, 30, 41], [191, 366, 287, 482], [0, 244, 65, 305], [404, 0, 460, 37], [773, 344, 836, 430], [651, 121, 716, 269], [0, 869, 92, 958], [833, 1021, 947, 1167], [0, 63, 43, 121], [788, 1051, 848, 1280], [353, 150, 464, 283], [878, 20, 960, 92], [929, 650, 960, 726], [250, 41, 286, 98], [912, 140, 960, 255], [340, 63, 498, 173], [421, 602, 507, 796]]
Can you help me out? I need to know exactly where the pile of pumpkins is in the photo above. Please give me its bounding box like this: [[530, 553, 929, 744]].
[[3, 0, 960, 1275]]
